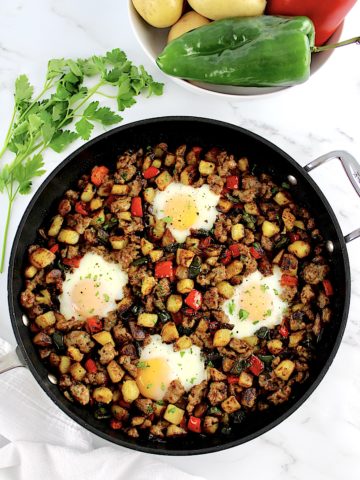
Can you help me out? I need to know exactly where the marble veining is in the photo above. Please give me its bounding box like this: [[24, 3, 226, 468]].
[[0, 1, 359, 478]]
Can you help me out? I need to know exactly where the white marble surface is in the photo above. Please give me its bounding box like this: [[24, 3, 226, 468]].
[[0, 0, 359, 478]]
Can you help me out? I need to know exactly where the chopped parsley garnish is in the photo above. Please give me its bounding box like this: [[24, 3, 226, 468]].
[[252, 320, 260, 325], [161, 382, 166, 391], [180, 351, 185, 358], [189, 377, 196, 384], [103, 293, 110, 302], [162, 216, 173, 223], [264, 309, 272, 317], [146, 383, 153, 390], [228, 299, 235, 315], [260, 284, 269, 292], [239, 309, 249, 321], [168, 407, 176, 414], [273, 288, 279, 295], [136, 361, 148, 369]]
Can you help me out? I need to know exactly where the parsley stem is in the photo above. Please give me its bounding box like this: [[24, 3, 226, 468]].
[[0, 181, 18, 273], [0, 106, 16, 160]]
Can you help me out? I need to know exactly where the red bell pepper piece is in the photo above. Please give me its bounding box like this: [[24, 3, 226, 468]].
[[62, 256, 82, 268], [86, 316, 103, 334], [229, 243, 241, 258], [49, 244, 59, 254], [84, 358, 98, 373], [266, 0, 357, 46], [143, 166, 160, 179], [119, 399, 131, 409], [172, 312, 183, 324], [289, 233, 300, 243], [221, 249, 232, 265], [279, 323, 289, 338], [184, 308, 196, 316], [75, 201, 88, 216], [185, 290, 202, 311], [131, 197, 143, 217], [199, 236, 212, 249], [250, 244, 264, 259], [249, 355, 264, 376], [91, 165, 109, 186], [226, 175, 239, 190], [227, 375, 239, 385], [281, 274, 298, 287], [187, 416, 201, 433], [110, 419, 122, 430], [192, 146, 202, 158], [155, 260, 174, 278], [323, 279, 334, 296]]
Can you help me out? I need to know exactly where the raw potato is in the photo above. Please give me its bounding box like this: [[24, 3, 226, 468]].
[[132, 0, 183, 28], [168, 11, 210, 43], [188, 0, 266, 20]]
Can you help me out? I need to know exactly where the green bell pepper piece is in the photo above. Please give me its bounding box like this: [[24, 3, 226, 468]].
[[157, 16, 315, 87]]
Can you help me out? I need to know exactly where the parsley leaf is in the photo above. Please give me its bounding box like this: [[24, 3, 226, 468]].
[[75, 118, 94, 140], [228, 299, 235, 315], [15, 74, 34, 104], [239, 309, 249, 321], [49, 130, 79, 153]]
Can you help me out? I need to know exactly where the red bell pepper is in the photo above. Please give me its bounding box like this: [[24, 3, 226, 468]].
[[249, 355, 264, 376], [187, 416, 201, 433], [155, 260, 174, 278], [131, 197, 143, 217], [49, 244, 59, 254], [143, 166, 160, 179], [85, 358, 98, 373], [110, 419, 122, 430], [281, 274, 298, 287], [229, 243, 241, 258], [221, 249, 232, 265], [323, 279, 334, 296], [226, 175, 239, 190], [266, 0, 357, 46], [250, 244, 264, 259], [91, 165, 109, 186], [185, 289, 202, 311], [199, 236, 212, 249], [289, 233, 300, 243], [62, 256, 82, 268], [279, 323, 289, 338], [75, 201, 88, 216], [227, 375, 239, 385], [86, 316, 103, 334]]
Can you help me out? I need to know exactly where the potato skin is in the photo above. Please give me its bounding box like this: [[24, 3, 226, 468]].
[[132, 0, 183, 28], [168, 11, 210, 43], [188, 0, 266, 20]]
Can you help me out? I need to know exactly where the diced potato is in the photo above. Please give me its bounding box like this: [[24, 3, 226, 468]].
[[109, 235, 128, 250], [288, 331, 304, 348], [24, 265, 38, 279], [118, 212, 132, 221], [243, 336, 258, 347], [166, 294, 183, 313], [107, 360, 125, 383], [111, 184, 129, 195], [155, 171, 172, 191], [141, 238, 154, 255], [272, 249, 285, 265], [138, 313, 158, 328], [162, 228, 176, 247], [122, 380, 140, 403], [90, 209, 105, 226], [48, 215, 64, 237], [174, 335, 192, 351], [111, 405, 129, 421], [144, 187, 155, 203], [152, 159, 162, 169], [35, 289, 51, 306], [153, 402, 165, 417], [177, 278, 194, 294], [164, 153, 176, 167], [267, 339, 283, 355], [93, 386, 113, 404], [197, 319, 209, 333], [274, 191, 291, 206], [262, 220, 280, 238], [131, 416, 145, 427], [57, 229, 80, 245], [141, 276, 156, 296], [238, 371, 253, 388], [30, 248, 56, 269], [166, 425, 187, 436], [142, 155, 152, 171], [217, 198, 232, 213], [282, 208, 296, 231], [238, 157, 249, 172], [203, 416, 219, 434], [35, 311, 56, 329], [185, 237, 200, 250], [176, 248, 195, 267], [231, 224, 245, 241], [67, 346, 83, 362], [216, 281, 234, 299], [90, 197, 103, 211], [58, 355, 71, 374], [163, 404, 185, 425], [226, 260, 243, 279], [206, 257, 217, 266], [288, 240, 311, 258], [244, 202, 259, 216], [69, 362, 86, 381], [199, 160, 216, 175], [81, 183, 95, 202], [294, 220, 305, 230], [92, 331, 115, 346], [180, 165, 196, 185], [221, 395, 241, 414], [149, 250, 163, 262], [152, 219, 166, 240], [161, 322, 179, 343], [274, 359, 295, 381], [213, 329, 231, 347]]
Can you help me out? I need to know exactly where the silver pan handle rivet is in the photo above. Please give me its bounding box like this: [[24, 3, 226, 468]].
[[22, 315, 29, 326], [287, 175, 297, 185], [326, 240, 334, 253], [48, 374, 58, 384]]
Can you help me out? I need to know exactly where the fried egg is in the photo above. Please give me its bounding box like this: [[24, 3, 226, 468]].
[[59, 252, 128, 320], [136, 335, 207, 401], [152, 183, 220, 243], [222, 267, 288, 339]]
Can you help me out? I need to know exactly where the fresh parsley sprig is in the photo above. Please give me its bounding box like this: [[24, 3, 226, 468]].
[[0, 48, 163, 272]]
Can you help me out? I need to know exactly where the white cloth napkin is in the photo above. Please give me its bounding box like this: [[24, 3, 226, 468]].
[[0, 338, 204, 480]]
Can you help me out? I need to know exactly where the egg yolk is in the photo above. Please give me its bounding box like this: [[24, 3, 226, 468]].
[[136, 358, 171, 401], [164, 194, 198, 230], [71, 279, 107, 318], [239, 283, 273, 322]]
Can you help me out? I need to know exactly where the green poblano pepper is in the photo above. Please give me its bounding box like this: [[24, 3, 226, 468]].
[[157, 16, 315, 87]]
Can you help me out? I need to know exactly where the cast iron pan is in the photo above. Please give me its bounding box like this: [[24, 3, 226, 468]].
[[6, 117, 360, 455]]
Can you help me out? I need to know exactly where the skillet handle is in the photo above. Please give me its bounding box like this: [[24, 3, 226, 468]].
[[304, 150, 360, 243], [0, 346, 26, 374]]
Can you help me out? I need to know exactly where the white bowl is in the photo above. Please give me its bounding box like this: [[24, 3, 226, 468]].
[[128, 1, 343, 99]]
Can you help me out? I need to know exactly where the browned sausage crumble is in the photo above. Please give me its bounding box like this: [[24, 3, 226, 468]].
[[21, 143, 333, 440]]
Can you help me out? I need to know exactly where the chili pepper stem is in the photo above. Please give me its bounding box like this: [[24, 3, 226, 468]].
[[312, 36, 360, 53]]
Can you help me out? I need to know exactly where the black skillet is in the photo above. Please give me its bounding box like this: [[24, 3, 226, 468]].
[[2, 117, 360, 455]]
